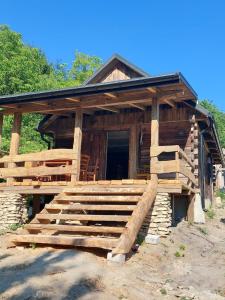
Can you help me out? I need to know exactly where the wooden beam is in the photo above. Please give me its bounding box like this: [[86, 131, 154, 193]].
[[81, 98, 152, 109], [104, 92, 117, 98], [10, 234, 118, 250], [163, 99, 175, 107], [31, 102, 49, 106], [25, 224, 125, 234], [146, 87, 157, 94], [71, 110, 83, 182], [2, 96, 153, 115], [65, 97, 80, 102], [130, 103, 145, 110], [0, 149, 76, 163], [0, 165, 75, 178], [96, 106, 119, 113]]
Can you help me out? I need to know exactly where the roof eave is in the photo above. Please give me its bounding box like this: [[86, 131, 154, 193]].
[[0, 73, 191, 106]]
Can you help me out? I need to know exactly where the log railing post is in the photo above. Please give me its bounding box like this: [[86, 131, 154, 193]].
[[7, 113, 22, 184], [150, 97, 159, 178], [71, 110, 83, 183]]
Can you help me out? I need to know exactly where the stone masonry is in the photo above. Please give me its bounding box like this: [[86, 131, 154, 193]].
[[0, 193, 27, 230], [140, 192, 172, 237]]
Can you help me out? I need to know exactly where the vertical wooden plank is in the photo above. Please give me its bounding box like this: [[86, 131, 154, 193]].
[[129, 125, 137, 179], [187, 193, 195, 222], [150, 97, 159, 177], [7, 113, 22, 184], [0, 113, 3, 154], [71, 110, 83, 183]]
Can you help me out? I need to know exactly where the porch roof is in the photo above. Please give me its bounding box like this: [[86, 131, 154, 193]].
[[0, 72, 197, 115]]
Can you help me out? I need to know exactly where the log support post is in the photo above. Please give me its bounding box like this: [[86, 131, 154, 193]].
[[71, 110, 83, 183], [7, 113, 22, 184], [187, 193, 195, 222], [129, 125, 137, 179], [150, 97, 159, 178]]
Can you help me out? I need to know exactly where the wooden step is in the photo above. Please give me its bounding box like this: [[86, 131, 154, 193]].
[[10, 234, 118, 249], [64, 186, 145, 195], [25, 224, 124, 234], [36, 213, 130, 222], [45, 204, 136, 211], [55, 195, 141, 203]]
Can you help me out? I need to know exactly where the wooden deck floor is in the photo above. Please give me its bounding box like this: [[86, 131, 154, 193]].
[[0, 179, 196, 195]]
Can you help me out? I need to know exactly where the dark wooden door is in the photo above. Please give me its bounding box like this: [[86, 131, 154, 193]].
[[81, 131, 107, 180]]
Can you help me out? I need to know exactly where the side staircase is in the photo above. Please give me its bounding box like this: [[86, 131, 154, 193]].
[[10, 181, 157, 254]]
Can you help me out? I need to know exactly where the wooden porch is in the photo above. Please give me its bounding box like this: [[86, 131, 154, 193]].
[[0, 65, 200, 255], [0, 145, 197, 195]]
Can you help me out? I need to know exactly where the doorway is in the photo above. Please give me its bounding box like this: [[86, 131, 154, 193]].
[[106, 131, 129, 180]]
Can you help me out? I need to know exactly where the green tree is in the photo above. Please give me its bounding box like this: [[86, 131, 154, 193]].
[[200, 99, 225, 148], [0, 25, 102, 153]]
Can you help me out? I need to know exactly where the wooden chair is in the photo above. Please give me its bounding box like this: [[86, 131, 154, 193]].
[[36, 160, 72, 182], [87, 158, 99, 181], [79, 154, 90, 181]]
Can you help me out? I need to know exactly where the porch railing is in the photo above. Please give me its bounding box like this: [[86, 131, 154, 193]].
[[0, 149, 76, 183], [150, 145, 197, 189]]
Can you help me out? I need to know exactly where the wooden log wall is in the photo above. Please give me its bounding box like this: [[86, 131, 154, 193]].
[[45, 104, 200, 180]]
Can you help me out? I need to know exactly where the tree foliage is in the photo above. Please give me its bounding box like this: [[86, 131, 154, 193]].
[[0, 25, 102, 154], [200, 99, 225, 148]]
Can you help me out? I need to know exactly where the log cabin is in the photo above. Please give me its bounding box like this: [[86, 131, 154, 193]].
[[0, 54, 224, 258]]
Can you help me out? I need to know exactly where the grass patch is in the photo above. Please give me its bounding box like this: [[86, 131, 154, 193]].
[[160, 288, 167, 295], [216, 189, 225, 202], [174, 251, 184, 258], [179, 244, 186, 251], [136, 234, 145, 245], [206, 208, 216, 219], [8, 223, 23, 231], [175, 244, 186, 257]]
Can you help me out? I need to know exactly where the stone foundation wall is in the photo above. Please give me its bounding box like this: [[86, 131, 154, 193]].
[[0, 193, 28, 230], [140, 192, 172, 237]]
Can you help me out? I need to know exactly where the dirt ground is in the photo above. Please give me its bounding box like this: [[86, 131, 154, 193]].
[[0, 207, 225, 300]]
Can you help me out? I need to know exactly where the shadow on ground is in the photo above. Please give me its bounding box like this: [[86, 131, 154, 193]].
[[0, 249, 103, 299]]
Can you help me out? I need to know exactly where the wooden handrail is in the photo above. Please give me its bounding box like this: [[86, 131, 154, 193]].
[[178, 148, 195, 170], [0, 148, 77, 181], [112, 170, 158, 254], [150, 145, 197, 187], [0, 149, 76, 163]]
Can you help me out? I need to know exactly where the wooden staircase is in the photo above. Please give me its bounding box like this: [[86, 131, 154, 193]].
[[11, 182, 156, 253]]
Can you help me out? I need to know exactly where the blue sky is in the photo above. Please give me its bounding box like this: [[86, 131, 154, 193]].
[[1, 0, 225, 110]]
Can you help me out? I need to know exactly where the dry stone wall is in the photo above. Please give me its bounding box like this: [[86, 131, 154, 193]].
[[140, 192, 172, 237], [0, 193, 27, 230]]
